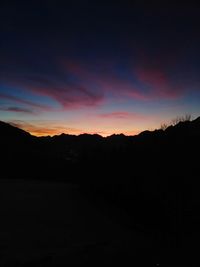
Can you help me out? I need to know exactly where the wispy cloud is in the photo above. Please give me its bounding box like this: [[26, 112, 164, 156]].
[[98, 111, 144, 120], [0, 52, 195, 118], [1, 72, 104, 110], [0, 106, 34, 114], [0, 93, 52, 112], [135, 67, 183, 99], [63, 59, 187, 101]]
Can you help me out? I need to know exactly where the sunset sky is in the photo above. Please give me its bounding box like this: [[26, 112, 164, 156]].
[[0, 1, 200, 136]]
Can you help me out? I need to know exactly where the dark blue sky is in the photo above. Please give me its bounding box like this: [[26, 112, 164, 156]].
[[0, 1, 200, 136]]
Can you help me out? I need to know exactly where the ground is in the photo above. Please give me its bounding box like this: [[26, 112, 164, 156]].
[[0, 179, 187, 266]]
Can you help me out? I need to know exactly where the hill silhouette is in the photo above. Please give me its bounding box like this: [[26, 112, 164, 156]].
[[1, 117, 200, 179], [1, 117, 200, 264]]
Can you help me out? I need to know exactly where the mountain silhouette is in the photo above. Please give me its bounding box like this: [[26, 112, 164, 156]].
[[1, 117, 200, 264], [1, 117, 200, 180]]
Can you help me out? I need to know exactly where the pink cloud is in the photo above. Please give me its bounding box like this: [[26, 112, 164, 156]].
[[137, 68, 168, 89], [131, 47, 186, 100], [63, 60, 148, 100], [98, 111, 144, 120], [1, 73, 104, 110], [0, 55, 186, 116], [135, 67, 184, 100], [63, 59, 186, 102]]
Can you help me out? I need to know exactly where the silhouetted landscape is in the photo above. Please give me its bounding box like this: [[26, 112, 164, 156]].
[[1, 1, 200, 265], [1, 117, 200, 266]]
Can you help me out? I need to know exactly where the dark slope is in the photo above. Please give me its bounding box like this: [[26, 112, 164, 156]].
[[1, 118, 200, 264], [0, 117, 200, 179], [0, 121, 31, 137]]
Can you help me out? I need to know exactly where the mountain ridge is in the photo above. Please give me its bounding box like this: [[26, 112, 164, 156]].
[[1, 116, 200, 262], [1, 116, 200, 182], [2, 116, 200, 140]]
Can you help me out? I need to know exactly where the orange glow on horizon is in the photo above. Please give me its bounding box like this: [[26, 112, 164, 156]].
[[28, 128, 140, 137], [9, 117, 155, 138], [20, 125, 140, 137]]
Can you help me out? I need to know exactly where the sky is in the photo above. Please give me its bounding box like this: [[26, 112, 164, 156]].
[[0, 1, 200, 136]]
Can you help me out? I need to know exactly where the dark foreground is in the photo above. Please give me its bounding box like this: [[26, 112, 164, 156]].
[[0, 179, 199, 266], [0, 179, 159, 266], [1, 119, 200, 265]]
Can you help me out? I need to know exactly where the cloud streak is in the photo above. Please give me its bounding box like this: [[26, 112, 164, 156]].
[[63, 59, 189, 101], [0, 93, 52, 112], [98, 111, 144, 120], [0, 52, 197, 120], [135, 68, 181, 99], [0, 72, 104, 111], [0, 106, 34, 114]]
